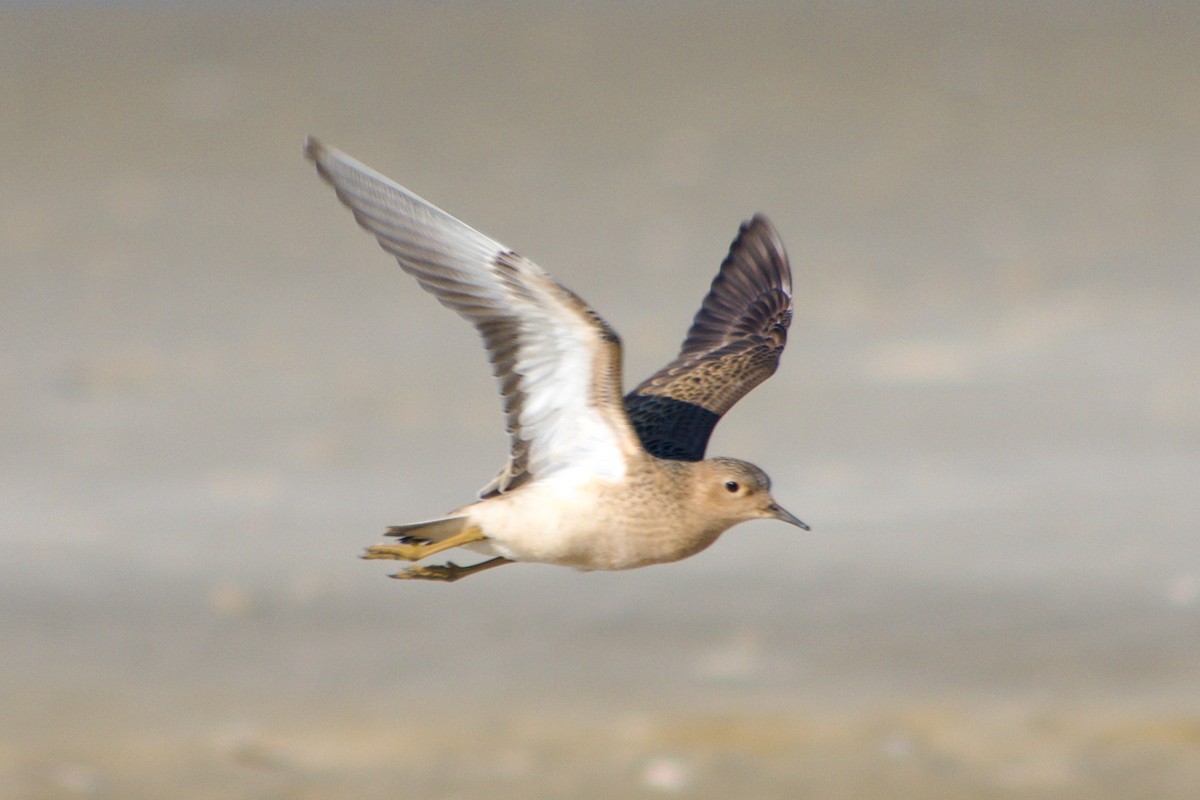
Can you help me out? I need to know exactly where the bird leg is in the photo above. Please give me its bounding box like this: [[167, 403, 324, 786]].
[[391, 557, 513, 583], [362, 527, 487, 562]]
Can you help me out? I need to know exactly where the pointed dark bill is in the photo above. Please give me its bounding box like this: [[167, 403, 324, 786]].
[[769, 503, 810, 530]]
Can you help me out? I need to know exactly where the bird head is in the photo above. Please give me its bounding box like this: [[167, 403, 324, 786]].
[[696, 457, 808, 530]]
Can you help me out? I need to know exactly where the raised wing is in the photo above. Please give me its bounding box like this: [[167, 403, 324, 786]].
[[624, 215, 792, 461], [306, 138, 642, 496]]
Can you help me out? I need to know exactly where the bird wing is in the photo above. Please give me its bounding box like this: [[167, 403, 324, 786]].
[[306, 138, 642, 497], [624, 215, 792, 461]]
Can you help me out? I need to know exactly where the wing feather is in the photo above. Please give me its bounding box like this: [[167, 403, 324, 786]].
[[624, 215, 793, 461], [306, 138, 641, 495]]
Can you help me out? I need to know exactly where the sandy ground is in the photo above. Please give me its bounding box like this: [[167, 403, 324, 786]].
[[3, 4, 1199, 798]]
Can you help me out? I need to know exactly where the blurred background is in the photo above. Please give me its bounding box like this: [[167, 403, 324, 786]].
[[3, 3, 1198, 798]]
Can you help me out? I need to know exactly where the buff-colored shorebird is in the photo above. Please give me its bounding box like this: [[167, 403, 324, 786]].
[[306, 137, 807, 582]]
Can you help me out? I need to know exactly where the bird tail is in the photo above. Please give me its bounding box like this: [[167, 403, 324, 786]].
[[385, 515, 469, 544]]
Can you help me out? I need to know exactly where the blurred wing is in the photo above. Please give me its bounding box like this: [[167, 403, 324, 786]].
[[624, 215, 792, 461], [306, 138, 642, 496]]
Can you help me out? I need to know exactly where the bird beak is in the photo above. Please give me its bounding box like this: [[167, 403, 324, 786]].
[[768, 502, 810, 530]]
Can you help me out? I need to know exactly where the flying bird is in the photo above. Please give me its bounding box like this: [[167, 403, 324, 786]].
[[306, 137, 806, 582]]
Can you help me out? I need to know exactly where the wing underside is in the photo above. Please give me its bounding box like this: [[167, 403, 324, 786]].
[[306, 138, 641, 495]]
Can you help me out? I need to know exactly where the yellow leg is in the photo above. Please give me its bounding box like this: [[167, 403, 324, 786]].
[[362, 526, 486, 562], [392, 557, 514, 583]]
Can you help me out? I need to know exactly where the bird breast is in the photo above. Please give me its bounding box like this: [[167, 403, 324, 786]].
[[463, 469, 726, 571]]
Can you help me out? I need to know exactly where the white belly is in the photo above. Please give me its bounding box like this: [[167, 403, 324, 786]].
[[461, 478, 643, 569]]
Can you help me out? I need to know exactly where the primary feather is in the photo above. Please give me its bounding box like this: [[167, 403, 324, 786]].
[[306, 138, 641, 496], [624, 215, 793, 461]]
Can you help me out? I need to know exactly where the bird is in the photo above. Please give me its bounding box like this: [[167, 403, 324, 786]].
[[305, 137, 806, 583]]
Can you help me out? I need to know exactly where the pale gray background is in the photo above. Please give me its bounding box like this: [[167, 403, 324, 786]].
[[3, 4, 1198, 798]]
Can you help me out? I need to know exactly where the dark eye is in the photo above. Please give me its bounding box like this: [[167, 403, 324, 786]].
[[725, 481, 739, 493]]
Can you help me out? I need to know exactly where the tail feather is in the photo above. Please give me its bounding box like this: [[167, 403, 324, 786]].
[[386, 515, 469, 544]]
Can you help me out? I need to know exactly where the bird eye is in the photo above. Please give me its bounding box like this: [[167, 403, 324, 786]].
[[725, 481, 740, 493]]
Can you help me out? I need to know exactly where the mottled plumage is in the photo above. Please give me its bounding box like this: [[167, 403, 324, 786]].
[[625, 215, 791, 460]]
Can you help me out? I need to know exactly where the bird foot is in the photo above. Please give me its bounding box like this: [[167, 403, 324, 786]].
[[362, 543, 427, 561], [361, 526, 488, 562], [390, 557, 513, 583]]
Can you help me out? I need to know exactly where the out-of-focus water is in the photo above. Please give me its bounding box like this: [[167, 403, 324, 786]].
[[3, 5, 1198, 798]]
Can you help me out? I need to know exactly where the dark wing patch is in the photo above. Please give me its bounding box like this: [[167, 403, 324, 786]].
[[625, 215, 792, 461], [622, 395, 721, 461]]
